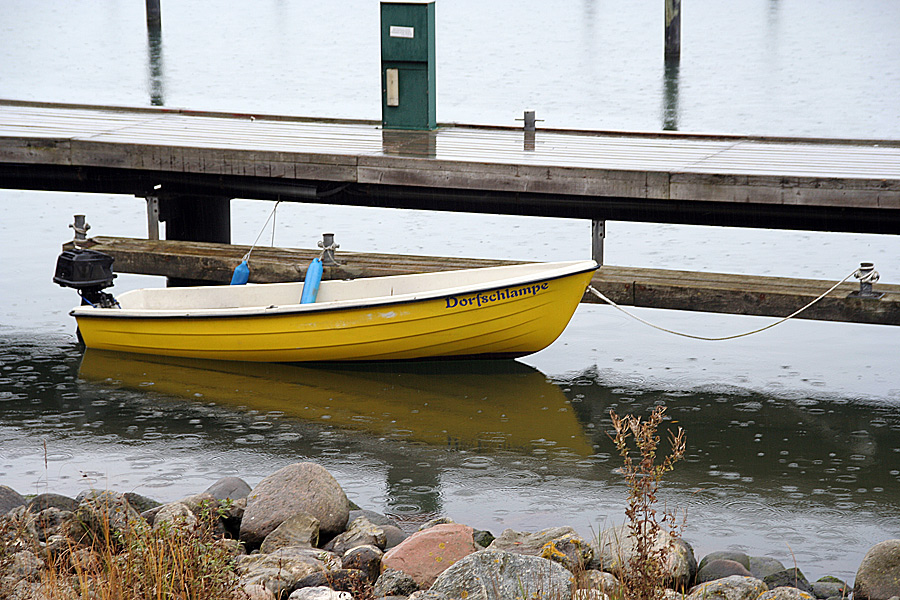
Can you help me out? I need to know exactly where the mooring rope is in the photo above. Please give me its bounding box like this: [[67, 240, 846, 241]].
[[242, 201, 282, 263], [586, 268, 861, 341]]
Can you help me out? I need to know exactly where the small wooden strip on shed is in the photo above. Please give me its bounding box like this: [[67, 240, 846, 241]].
[[65, 237, 900, 327]]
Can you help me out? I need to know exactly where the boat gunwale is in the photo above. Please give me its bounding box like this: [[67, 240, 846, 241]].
[[70, 260, 598, 321]]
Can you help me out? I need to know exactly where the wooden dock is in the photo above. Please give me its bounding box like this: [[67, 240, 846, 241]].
[[3, 100, 900, 233], [67, 237, 900, 327]]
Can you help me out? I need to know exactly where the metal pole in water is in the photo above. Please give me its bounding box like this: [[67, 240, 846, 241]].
[[665, 0, 681, 60], [146, 0, 162, 30]]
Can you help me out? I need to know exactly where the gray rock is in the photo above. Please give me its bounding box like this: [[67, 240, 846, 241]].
[[261, 513, 320, 554], [592, 525, 696, 591], [687, 575, 770, 600], [26, 493, 77, 514], [383, 524, 410, 550], [241, 462, 350, 547], [374, 568, 420, 597], [325, 515, 387, 554], [854, 540, 900, 600], [473, 529, 495, 548], [153, 502, 198, 529], [418, 517, 455, 531], [489, 526, 578, 556], [292, 569, 369, 593], [237, 546, 340, 598], [429, 548, 573, 600], [222, 496, 247, 538], [73, 490, 146, 546], [697, 559, 753, 584], [582, 570, 622, 597], [205, 476, 252, 501], [30, 507, 75, 542], [348, 509, 401, 529], [764, 569, 813, 594], [122, 492, 161, 513], [750, 557, 788, 579], [7, 550, 45, 582], [811, 581, 848, 599], [0, 485, 25, 515], [347, 509, 407, 549], [540, 531, 594, 572], [758, 588, 816, 600], [408, 592, 451, 600], [176, 492, 220, 517], [700, 551, 751, 571], [289, 586, 352, 600], [243, 583, 277, 600], [343, 544, 384, 583]]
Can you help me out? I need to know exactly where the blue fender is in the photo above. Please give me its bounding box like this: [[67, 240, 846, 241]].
[[300, 258, 323, 304], [230, 259, 250, 285]]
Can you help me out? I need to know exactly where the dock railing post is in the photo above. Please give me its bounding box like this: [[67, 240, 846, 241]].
[[146, 196, 160, 241], [592, 220, 605, 265]]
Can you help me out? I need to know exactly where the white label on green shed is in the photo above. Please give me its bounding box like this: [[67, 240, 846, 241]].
[[390, 26, 415, 39]]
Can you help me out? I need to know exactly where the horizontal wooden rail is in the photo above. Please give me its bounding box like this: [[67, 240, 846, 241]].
[[64, 237, 900, 326]]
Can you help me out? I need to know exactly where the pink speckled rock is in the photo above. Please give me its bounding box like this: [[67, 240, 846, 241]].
[[382, 523, 479, 588]]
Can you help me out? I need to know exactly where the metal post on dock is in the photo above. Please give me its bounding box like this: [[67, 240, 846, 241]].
[[592, 220, 605, 266], [665, 0, 681, 60], [70, 215, 90, 245], [318, 233, 340, 266], [518, 110, 542, 151], [852, 262, 883, 299], [146, 196, 160, 241]]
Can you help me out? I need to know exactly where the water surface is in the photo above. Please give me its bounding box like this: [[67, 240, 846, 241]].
[[1, 0, 900, 582]]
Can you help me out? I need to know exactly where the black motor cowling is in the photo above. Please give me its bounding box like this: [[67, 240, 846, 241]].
[[54, 248, 118, 307]]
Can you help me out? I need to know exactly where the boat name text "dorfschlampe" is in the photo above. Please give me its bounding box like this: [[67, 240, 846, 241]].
[[444, 282, 550, 309]]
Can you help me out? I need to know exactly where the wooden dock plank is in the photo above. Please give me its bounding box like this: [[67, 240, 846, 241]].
[[64, 236, 900, 327], [4, 101, 900, 217]]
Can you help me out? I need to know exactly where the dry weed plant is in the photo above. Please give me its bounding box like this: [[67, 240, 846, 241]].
[[609, 404, 686, 600], [2, 497, 246, 600]]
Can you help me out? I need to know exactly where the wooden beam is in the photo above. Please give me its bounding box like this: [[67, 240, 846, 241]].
[[64, 237, 900, 327]]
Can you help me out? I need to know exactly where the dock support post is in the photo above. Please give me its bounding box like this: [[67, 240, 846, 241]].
[[665, 0, 681, 59], [159, 195, 231, 286], [592, 220, 605, 265]]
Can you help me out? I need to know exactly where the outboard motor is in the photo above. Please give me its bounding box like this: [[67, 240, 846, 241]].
[[53, 248, 118, 307]]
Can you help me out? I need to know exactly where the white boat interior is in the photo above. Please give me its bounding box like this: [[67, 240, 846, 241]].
[[83, 260, 597, 317]]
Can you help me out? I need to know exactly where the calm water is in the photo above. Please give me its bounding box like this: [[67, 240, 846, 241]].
[[2, 0, 900, 582]]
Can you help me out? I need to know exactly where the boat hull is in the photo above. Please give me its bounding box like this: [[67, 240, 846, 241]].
[[73, 263, 596, 362]]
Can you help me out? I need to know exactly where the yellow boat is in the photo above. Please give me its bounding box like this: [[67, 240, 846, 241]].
[[68, 260, 597, 362]]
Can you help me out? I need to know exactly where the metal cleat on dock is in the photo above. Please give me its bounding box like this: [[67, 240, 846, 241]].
[[851, 262, 883, 299]]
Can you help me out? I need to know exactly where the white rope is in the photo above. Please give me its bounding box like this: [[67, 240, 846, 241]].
[[242, 201, 282, 263], [586, 269, 859, 341]]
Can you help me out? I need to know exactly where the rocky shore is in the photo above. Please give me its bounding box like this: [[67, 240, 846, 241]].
[[1, 461, 899, 600]]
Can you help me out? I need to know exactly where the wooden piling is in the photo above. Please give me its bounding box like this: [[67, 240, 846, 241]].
[[145, 0, 162, 30], [665, 0, 681, 59]]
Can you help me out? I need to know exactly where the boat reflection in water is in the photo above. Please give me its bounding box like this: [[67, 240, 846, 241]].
[[78, 349, 595, 457]]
